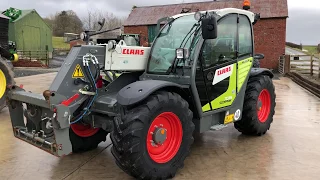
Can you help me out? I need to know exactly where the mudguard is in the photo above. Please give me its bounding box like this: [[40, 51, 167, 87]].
[[250, 68, 274, 78], [117, 80, 184, 106]]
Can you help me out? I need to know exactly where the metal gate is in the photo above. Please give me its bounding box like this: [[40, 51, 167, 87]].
[[278, 55, 285, 74]]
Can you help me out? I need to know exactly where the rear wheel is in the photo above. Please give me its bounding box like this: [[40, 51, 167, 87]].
[[111, 91, 195, 180], [69, 123, 108, 153], [234, 75, 276, 135], [0, 57, 15, 112]]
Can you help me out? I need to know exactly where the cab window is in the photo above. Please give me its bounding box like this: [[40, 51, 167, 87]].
[[201, 14, 238, 68], [238, 15, 253, 57]]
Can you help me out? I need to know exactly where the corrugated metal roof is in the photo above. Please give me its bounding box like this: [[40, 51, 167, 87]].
[[0, 13, 9, 19], [124, 0, 288, 26]]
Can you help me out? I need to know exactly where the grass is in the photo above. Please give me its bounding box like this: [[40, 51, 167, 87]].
[[303, 46, 319, 55], [52, 36, 70, 49]]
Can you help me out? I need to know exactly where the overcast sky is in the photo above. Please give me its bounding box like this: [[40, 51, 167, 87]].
[[1, 0, 319, 45]]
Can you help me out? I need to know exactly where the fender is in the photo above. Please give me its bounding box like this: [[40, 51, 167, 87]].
[[117, 80, 184, 106], [250, 68, 274, 78]]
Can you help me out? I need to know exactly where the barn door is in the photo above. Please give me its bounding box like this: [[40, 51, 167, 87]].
[[22, 26, 40, 51]]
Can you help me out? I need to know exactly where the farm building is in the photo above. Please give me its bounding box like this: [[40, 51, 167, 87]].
[[123, 0, 288, 69], [2, 8, 53, 58]]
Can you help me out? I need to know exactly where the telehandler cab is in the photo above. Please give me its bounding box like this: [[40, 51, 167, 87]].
[[5, 2, 276, 180]]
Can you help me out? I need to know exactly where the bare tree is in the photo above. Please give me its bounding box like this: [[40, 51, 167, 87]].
[[82, 8, 126, 31], [46, 10, 83, 36], [43, 14, 55, 29]]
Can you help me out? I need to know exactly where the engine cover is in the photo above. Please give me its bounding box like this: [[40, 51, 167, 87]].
[[105, 40, 151, 71]]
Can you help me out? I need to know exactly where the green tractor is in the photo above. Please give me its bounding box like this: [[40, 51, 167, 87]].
[[5, 3, 275, 180], [0, 13, 18, 112]]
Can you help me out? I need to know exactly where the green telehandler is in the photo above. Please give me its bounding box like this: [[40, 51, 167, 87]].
[[5, 2, 275, 180]]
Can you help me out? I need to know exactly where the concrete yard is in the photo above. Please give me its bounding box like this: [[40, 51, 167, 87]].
[[1, 73, 320, 180]]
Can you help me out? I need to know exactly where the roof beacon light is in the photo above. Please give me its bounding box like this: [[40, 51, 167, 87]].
[[243, 0, 251, 10]]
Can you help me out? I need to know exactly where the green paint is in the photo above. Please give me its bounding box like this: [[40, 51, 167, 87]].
[[6, 9, 53, 53], [237, 57, 253, 92], [201, 57, 253, 112], [3, 7, 22, 22], [202, 63, 237, 112]]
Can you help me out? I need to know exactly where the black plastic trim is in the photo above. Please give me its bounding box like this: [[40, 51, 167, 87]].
[[117, 80, 184, 106], [250, 68, 274, 78]]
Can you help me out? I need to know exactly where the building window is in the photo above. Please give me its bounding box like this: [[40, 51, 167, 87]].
[[148, 25, 157, 46]]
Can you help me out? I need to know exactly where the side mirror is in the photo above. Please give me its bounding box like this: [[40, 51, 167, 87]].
[[254, 53, 264, 60], [202, 16, 217, 40]]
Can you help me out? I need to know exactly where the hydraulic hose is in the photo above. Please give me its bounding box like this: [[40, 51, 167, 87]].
[[70, 55, 99, 124]]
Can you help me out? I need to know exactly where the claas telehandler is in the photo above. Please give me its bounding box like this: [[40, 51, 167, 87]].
[[5, 2, 276, 180]]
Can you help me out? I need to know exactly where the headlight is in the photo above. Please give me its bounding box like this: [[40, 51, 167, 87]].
[[80, 32, 87, 40], [108, 40, 116, 51], [194, 11, 202, 21], [176, 48, 189, 59], [88, 41, 95, 45]]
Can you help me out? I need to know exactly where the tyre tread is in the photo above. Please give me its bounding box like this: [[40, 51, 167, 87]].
[[111, 91, 194, 180]]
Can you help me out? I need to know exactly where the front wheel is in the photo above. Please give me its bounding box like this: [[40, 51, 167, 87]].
[[0, 57, 15, 112], [111, 91, 195, 179], [234, 75, 276, 136]]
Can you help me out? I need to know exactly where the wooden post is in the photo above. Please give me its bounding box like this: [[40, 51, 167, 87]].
[[318, 56, 320, 79], [310, 55, 314, 76], [284, 55, 291, 74]]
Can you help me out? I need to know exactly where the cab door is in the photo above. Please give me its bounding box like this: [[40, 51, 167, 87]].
[[237, 14, 254, 93], [195, 14, 239, 112]]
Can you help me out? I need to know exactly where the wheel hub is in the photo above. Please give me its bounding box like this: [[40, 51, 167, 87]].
[[257, 100, 262, 111], [146, 112, 183, 164], [0, 69, 7, 99], [151, 126, 167, 146], [257, 89, 271, 123]]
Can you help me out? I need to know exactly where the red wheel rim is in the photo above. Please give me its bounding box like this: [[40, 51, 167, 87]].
[[70, 123, 99, 137], [257, 89, 271, 123], [146, 112, 183, 164]]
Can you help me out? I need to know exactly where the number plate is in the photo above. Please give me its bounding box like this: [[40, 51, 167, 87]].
[[224, 114, 234, 124]]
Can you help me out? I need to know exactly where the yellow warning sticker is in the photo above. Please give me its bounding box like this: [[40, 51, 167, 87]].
[[224, 114, 234, 124], [72, 64, 85, 78]]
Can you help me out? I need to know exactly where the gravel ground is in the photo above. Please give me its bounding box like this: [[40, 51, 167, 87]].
[[12, 55, 65, 78], [49, 55, 66, 68], [13, 68, 59, 78]]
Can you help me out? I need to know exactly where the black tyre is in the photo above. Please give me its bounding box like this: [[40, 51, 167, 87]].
[[69, 123, 108, 153], [234, 75, 276, 136], [0, 57, 15, 112], [111, 91, 195, 180]]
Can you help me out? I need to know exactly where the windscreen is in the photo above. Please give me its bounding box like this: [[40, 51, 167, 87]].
[[147, 15, 197, 73]]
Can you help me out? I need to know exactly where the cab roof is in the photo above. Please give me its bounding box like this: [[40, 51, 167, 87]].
[[172, 8, 255, 23]]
